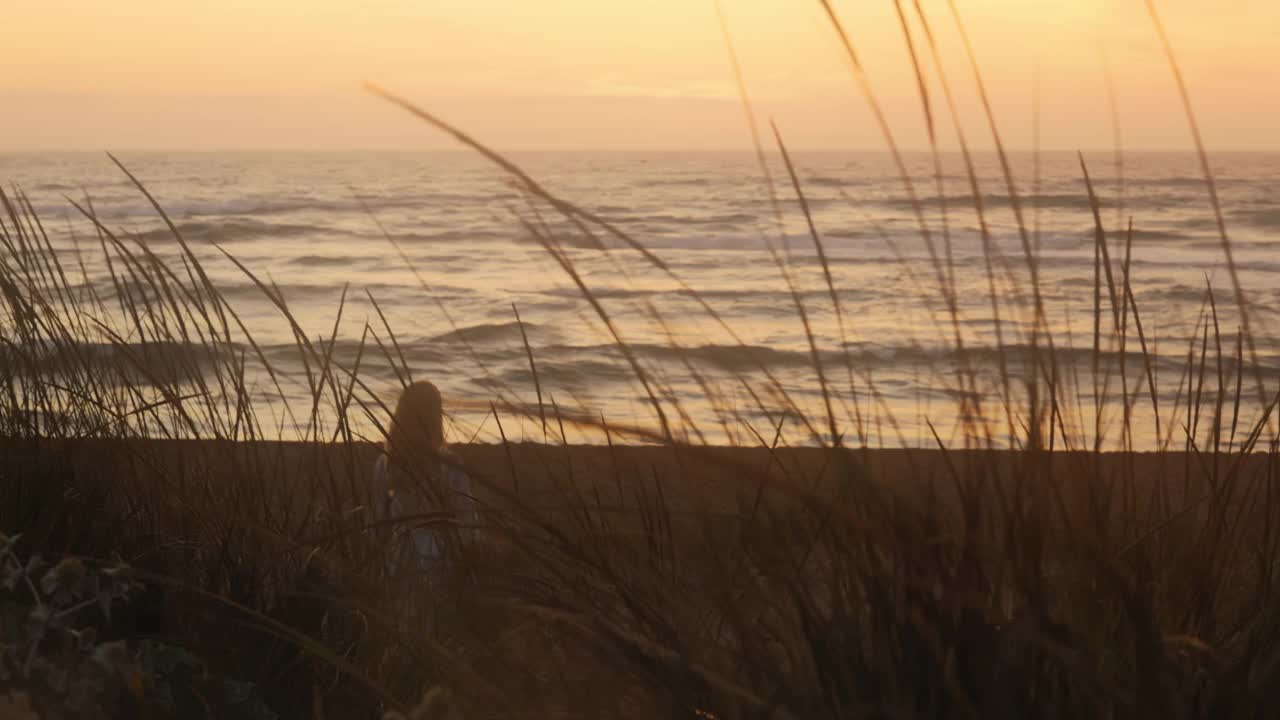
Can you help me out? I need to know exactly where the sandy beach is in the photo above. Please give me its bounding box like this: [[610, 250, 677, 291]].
[[9, 436, 1264, 522]]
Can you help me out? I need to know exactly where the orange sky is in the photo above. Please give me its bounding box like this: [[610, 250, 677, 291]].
[[3, 0, 1277, 151]]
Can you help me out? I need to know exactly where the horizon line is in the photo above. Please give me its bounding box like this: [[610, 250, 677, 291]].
[[5, 147, 1280, 155]]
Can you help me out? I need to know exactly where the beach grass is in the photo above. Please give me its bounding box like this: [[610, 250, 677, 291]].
[[3, 1, 1280, 718]]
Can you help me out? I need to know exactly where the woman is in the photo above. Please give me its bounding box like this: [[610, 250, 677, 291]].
[[372, 380, 477, 576]]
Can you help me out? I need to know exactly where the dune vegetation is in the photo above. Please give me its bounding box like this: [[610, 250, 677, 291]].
[[3, 1, 1280, 718]]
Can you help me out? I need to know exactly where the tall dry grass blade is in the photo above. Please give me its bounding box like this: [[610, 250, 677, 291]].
[[1229, 327, 1244, 453], [366, 289, 413, 387], [1144, 0, 1266, 409], [771, 121, 852, 446], [106, 154, 232, 347], [354, 191, 520, 408], [329, 323, 371, 447], [891, 0, 958, 313], [1162, 300, 1210, 452], [642, 300, 729, 446], [1120, 385, 1280, 559], [815, 0, 940, 288], [1190, 314, 1210, 459], [758, 224, 838, 447], [518, 218, 674, 444], [945, 0, 1055, 450], [909, 0, 1015, 447], [512, 302, 547, 441], [944, 0, 1041, 323], [713, 0, 784, 237], [1121, 246, 1163, 446], [1119, 220, 1135, 453], [1081, 154, 1122, 451], [308, 283, 350, 443], [85, 318, 202, 437], [1207, 278, 1225, 465], [490, 401, 520, 496], [1079, 155, 1122, 332]]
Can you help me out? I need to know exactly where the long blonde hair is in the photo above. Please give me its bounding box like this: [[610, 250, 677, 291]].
[[385, 380, 445, 465]]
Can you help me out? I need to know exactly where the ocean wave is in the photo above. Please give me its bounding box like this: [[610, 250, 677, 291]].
[[212, 280, 483, 308], [608, 211, 759, 227], [4, 340, 228, 387], [634, 342, 815, 370], [134, 219, 330, 244], [30, 182, 82, 192], [585, 232, 869, 252], [513, 340, 1280, 378], [1131, 176, 1255, 189], [397, 228, 516, 244], [878, 193, 1093, 212], [184, 192, 492, 218], [1231, 207, 1280, 230], [530, 341, 829, 372], [289, 254, 360, 267], [607, 234, 769, 251], [1137, 283, 1234, 304], [259, 338, 445, 368], [803, 176, 870, 188], [1096, 227, 1195, 242], [40, 192, 489, 223], [640, 177, 713, 188], [496, 358, 637, 387], [534, 284, 889, 305], [429, 321, 548, 345], [871, 192, 1205, 213]]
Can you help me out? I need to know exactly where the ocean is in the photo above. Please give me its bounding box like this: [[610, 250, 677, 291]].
[[4, 150, 1278, 448]]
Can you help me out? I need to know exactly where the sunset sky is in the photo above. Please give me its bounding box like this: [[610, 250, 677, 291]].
[[4, 0, 1278, 151]]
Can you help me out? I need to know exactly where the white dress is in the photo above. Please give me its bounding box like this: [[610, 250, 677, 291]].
[[371, 446, 477, 572]]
